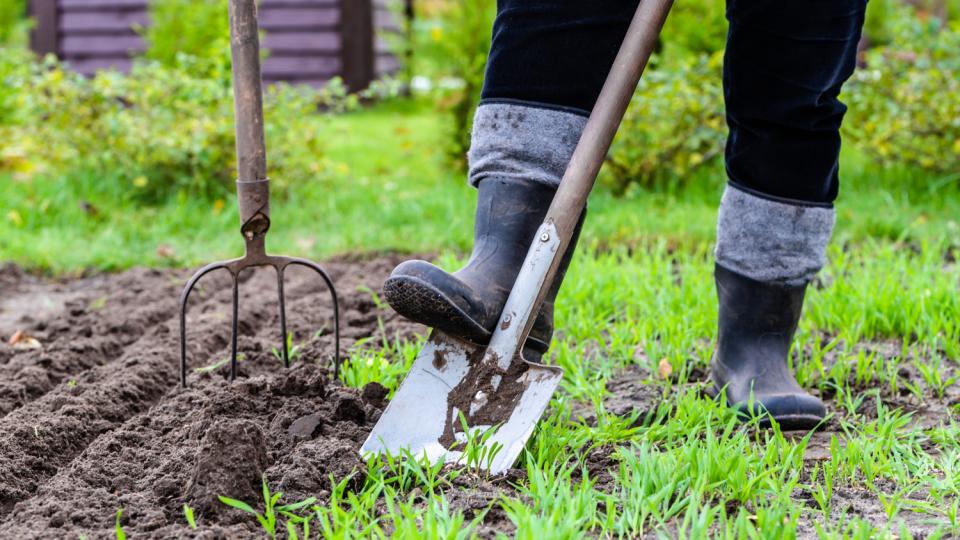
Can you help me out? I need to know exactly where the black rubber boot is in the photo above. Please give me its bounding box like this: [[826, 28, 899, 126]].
[[710, 263, 826, 430], [383, 177, 581, 363]]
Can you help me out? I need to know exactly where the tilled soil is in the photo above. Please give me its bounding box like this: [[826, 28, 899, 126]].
[[0, 256, 422, 538]]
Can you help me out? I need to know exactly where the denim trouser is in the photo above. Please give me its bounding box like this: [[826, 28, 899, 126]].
[[480, 0, 868, 204]]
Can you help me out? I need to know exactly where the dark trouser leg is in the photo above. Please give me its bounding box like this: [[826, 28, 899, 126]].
[[723, 0, 866, 205], [481, 0, 641, 116], [713, 0, 867, 429], [469, 0, 640, 189]]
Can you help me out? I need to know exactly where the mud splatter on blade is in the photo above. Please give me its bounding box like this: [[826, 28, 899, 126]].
[[360, 330, 563, 475]]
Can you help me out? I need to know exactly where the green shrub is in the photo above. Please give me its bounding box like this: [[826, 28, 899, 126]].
[[0, 45, 30, 123], [660, 0, 727, 56], [0, 0, 27, 46], [604, 53, 726, 194], [843, 11, 960, 174], [143, 0, 231, 76], [864, 0, 897, 46], [379, 0, 415, 89], [411, 0, 495, 168], [0, 52, 352, 202]]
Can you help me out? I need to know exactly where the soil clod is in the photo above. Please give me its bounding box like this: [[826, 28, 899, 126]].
[[185, 419, 268, 520], [334, 393, 367, 424]]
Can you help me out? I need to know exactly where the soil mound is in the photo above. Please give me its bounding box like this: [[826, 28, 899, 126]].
[[0, 256, 422, 538]]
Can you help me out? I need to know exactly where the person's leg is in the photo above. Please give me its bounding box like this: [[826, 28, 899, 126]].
[[384, 0, 638, 361], [712, 0, 867, 429]]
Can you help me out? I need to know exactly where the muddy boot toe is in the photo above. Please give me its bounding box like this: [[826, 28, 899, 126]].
[[383, 260, 495, 345]]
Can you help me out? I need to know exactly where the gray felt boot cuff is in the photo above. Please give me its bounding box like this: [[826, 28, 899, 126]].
[[715, 183, 835, 286], [467, 102, 587, 188]]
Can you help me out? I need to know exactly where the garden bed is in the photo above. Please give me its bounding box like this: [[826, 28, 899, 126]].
[[0, 256, 421, 537]]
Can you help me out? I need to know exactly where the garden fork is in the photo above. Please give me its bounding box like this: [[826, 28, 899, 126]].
[[178, 0, 340, 387]]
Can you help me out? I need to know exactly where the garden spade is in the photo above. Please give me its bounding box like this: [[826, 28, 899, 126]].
[[177, 0, 340, 387], [361, 0, 674, 474]]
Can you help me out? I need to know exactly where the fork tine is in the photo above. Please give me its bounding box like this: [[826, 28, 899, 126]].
[[276, 265, 289, 368], [229, 273, 240, 381], [286, 259, 341, 378], [179, 261, 230, 388]]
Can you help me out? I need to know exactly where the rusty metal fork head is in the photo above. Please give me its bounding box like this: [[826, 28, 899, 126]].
[[177, 181, 340, 387], [178, 0, 340, 387]]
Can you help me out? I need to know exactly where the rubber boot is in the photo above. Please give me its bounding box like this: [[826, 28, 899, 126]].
[[710, 263, 826, 430], [383, 177, 581, 363]]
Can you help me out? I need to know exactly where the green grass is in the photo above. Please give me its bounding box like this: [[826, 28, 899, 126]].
[[5, 99, 960, 538], [0, 99, 475, 272], [3, 98, 958, 272]]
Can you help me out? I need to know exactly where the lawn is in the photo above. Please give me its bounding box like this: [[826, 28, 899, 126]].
[[2, 99, 960, 538]]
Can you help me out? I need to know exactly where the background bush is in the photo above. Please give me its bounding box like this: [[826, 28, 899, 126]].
[[0, 53, 351, 202], [843, 9, 960, 175], [0, 0, 27, 46], [605, 53, 726, 194], [409, 0, 495, 168], [3, 0, 958, 200], [0, 0, 362, 203], [659, 0, 727, 56], [606, 1, 960, 192], [143, 0, 231, 76]]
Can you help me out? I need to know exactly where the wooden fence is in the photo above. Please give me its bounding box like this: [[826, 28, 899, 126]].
[[27, 0, 405, 91]]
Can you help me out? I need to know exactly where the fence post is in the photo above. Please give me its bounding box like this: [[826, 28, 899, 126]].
[[402, 0, 414, 95], [29, 0, 59, 57], [339, 0, 374, 92]]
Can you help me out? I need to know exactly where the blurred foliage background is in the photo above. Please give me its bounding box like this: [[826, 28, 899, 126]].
[[0, 0, 957, 225]]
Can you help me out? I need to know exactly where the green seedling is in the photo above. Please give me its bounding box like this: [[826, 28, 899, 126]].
[[451, 412, 504, 475], [810, 439, 841, 517], [195, 353, 247, 374], [377, 446, 452, 494], [88, 295, 108, 310], [218, 476, 316, 539], [183, 504, 197, 529], [312, 474, 383, 539], [115, 508, 126, 540], [914, 355, 959, 399], [355, 285, 386, 310], [382, 489, 481, 540], [271, 332, 304, 364], [338, 336, 422, 391]]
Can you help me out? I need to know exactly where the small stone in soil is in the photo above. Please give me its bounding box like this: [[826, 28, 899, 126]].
[[288, 413, 325, 441]]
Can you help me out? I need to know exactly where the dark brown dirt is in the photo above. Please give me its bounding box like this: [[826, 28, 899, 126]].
[[0, 255, 422, 538], [570, 363, 663, 427], [438, 343, 528, 449]]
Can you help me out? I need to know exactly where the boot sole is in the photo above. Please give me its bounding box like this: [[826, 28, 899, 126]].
[[706, 385, 825, 431], [383, 275, 492, 346], [758, 413, 825, 432]]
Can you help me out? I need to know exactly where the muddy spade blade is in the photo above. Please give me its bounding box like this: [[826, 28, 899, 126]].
[[360, 330, 563, 475]]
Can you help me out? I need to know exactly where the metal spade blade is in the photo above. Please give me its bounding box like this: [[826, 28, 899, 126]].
[[359, 330, 563, 475]]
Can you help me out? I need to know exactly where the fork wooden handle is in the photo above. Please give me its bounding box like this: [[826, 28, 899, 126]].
[[229, 0, 269, 227]]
